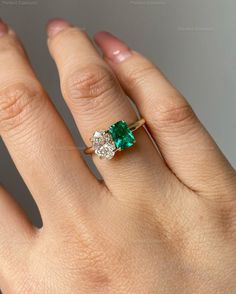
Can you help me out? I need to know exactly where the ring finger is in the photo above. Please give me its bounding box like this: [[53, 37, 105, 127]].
[[47, 19, 171, 198]]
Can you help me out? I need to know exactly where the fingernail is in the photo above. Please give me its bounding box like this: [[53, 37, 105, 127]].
[[0, 19, 8, 37], [47, 18, 71, 38], [94, 31, 132, 64]]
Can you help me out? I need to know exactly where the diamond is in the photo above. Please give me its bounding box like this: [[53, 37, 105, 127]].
[[108, 120, 135, 150], [91, 130, 116, 160], [95, 144, 116, 160]]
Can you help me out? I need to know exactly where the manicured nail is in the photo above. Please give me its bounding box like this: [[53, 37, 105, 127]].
[[94, 32, 132, 64], [0, 19, 8, 37], [47, 18, 71, 37]]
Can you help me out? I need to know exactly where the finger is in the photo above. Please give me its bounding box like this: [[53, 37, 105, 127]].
[[0, 20, 101, 226], [94, 32, 236, 196], [0, 186, 33, 290], [47, 19, 171, 197]]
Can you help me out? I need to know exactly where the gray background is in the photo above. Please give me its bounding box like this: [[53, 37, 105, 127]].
[[0, 0, 235, 228]]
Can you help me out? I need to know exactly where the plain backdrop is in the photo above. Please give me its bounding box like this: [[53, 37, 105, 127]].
[[0, 0, 235, 235]]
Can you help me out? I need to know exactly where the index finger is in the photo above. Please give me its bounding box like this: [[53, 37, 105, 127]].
[[0, 21, 101, 226]]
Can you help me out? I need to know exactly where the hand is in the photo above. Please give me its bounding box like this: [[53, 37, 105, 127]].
[[0, 18, 235, 294]]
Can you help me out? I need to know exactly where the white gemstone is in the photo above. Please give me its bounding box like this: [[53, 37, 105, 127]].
[[95, 144, 116, 160], [93, 131, 104, 139], [91, 130, 116, 160]]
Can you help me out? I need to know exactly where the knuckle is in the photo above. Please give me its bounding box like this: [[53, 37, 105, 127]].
[[126, 63, 156, 89], [155, 102, 196, 129], [63, 65, 117, 102], [0, 82, 45, 132], [126, 62, 197, 129]]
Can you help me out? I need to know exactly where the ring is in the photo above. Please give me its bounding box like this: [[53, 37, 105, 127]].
[[84, 119, 145, 160]]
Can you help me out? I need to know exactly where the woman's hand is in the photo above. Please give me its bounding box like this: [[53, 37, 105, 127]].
[[0, 18, 235, 294]]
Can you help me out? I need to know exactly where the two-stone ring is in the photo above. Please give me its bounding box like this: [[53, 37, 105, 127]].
[[84, 119, 145, 160]]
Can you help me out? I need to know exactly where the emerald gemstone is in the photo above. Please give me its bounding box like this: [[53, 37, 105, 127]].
[[108, 120, 135, 150]]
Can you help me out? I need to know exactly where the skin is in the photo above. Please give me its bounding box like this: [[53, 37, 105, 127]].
[[0, 18, 235, 294]]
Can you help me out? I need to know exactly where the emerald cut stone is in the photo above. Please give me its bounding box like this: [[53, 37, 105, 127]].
[[108, 120, 135, 150]]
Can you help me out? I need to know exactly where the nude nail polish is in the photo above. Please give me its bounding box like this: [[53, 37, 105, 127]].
[[47, 18, 71, 37], [94, 31, 132, 64], [0, 19, 8, 37]]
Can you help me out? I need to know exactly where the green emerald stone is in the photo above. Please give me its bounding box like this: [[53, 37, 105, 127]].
[[108, 120, 135, 150]]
